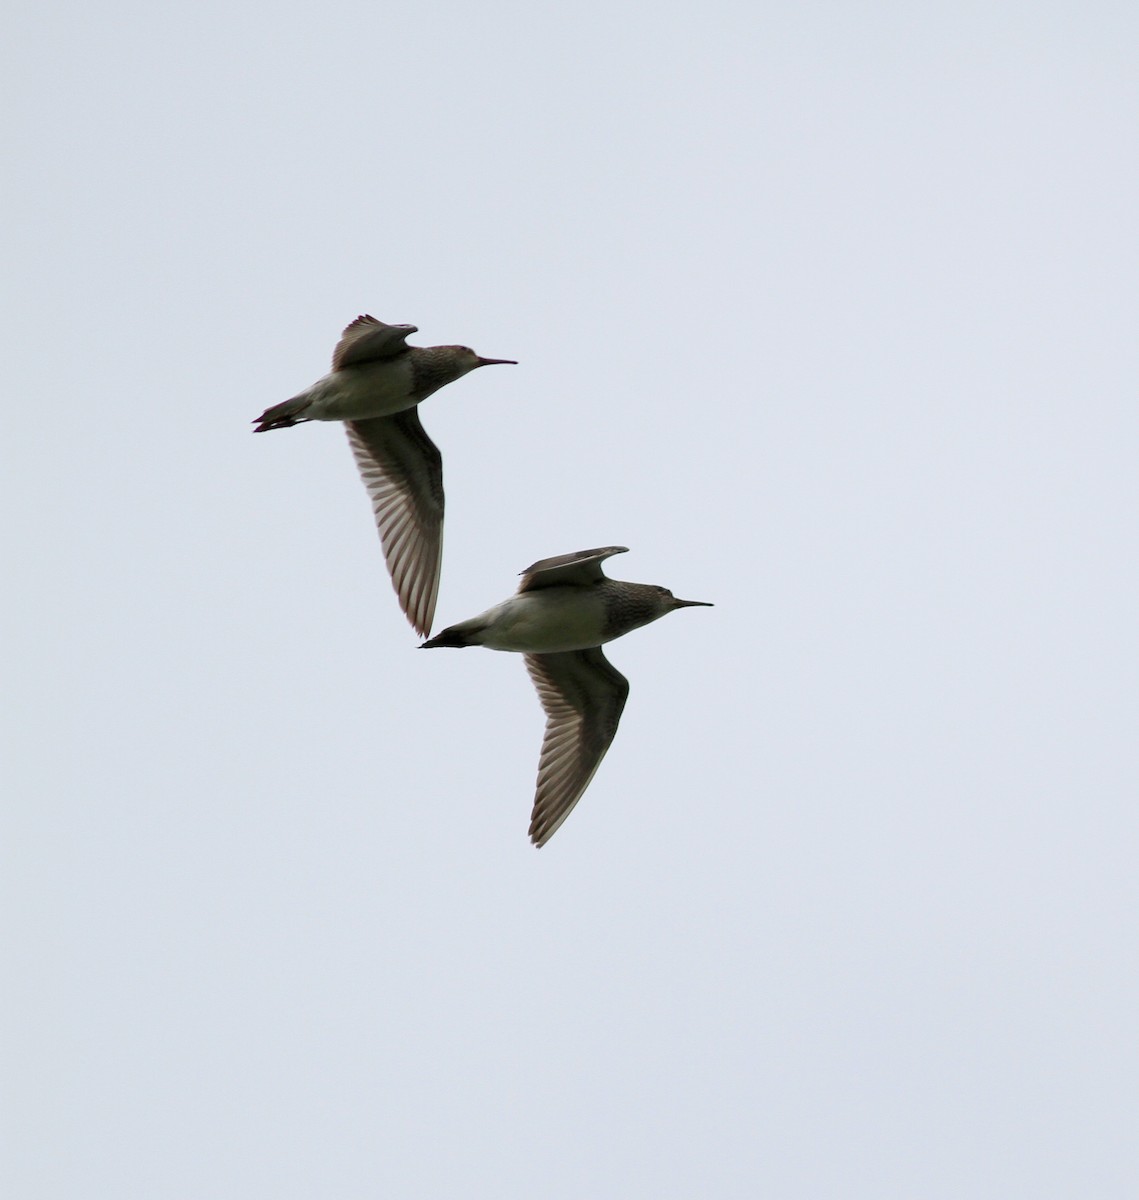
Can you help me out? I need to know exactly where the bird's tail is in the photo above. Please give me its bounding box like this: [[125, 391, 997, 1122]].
[[252, 395, 312, 432], [420, 620, 487, 649]]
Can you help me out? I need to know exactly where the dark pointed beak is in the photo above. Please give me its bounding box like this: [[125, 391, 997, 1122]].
[[673, 598, 713, 608], [476, 356, 518, 367]]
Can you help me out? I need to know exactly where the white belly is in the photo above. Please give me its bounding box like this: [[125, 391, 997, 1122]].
[[478, 589, 609, 653], [304, 359, 416, 421]]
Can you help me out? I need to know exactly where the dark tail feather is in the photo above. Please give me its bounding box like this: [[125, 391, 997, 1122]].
[[252, 396, 312, 432], [421, 626, 477, 649]]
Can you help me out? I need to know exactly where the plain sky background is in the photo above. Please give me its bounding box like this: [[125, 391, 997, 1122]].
[[5, 2, 1138, 1196]]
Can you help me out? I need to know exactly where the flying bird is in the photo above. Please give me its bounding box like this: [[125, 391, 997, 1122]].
[[253, 316, 516, 636], [421, 547, 712, 846]]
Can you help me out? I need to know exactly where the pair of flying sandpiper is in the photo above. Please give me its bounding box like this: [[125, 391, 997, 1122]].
[[255, 316, 711, 846]]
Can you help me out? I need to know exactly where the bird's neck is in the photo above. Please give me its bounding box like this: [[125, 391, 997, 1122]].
[[599, 581, 669, 639], [410, 347, 470, 401]]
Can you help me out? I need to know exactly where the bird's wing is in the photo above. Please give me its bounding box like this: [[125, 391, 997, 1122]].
[[517, 546, 629, 592], [332, 315, 418, 370], [345, 410, 444, 638], [524, 648, 630, 846]]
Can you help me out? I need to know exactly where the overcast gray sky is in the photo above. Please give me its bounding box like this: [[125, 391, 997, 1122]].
[[5, 2, 1138, 1196]]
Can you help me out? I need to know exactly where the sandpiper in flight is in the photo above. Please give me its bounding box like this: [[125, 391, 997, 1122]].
[[421, 547, 712, 846], [253, 316, 516, 637]]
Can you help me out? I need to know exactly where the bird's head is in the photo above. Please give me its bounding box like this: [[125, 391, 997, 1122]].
[[445, 346, 518, 376]]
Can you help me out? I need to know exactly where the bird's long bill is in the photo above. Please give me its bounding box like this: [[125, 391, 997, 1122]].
[[476, 356, 518, 366], [673, 598, 714, 608]]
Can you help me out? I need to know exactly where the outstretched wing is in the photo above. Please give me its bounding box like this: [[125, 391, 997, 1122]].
[[345, 410, 444, 638], [524, 648, 630, 846], [333, 315, 417, 370], [518, 546, 629, 592]]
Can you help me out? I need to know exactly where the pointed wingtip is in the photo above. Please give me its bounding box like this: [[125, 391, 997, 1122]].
[[528, 821, 551, 848]]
